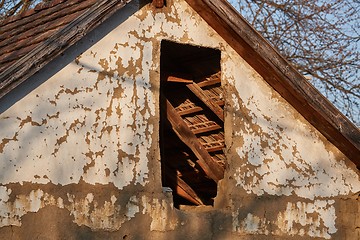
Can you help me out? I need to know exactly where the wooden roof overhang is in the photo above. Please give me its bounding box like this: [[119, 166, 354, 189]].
[[0, 0, 131, 99], [185, 0, 360, 166]]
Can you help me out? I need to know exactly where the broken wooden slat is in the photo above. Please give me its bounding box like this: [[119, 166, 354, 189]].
[[211, 153, 226, 167], [167, 76, 193, 83], [163, 165, 203, 205], [187, 83, 224, 121], [204, 145, 224, 152], [198, 133, 225, 152], [183, 115, 222, 134], [216, 100, 225, 106], [166, 100, 224, 182], [177, 106, 203, 116], [199, 140, 225, 152], [191, 124, 221, 134], [175, 98, 203, 115], [197, 78, 221, 87], [202, 86, 224, 104], [176, 176, 204, 205], [196, 72, 221, 87]]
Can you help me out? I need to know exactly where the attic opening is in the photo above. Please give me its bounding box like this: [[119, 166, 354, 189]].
[[160, 40, 225, 209]]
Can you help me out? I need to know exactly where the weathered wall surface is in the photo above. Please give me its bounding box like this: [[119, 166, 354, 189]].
[[0, 0, 359, 239]]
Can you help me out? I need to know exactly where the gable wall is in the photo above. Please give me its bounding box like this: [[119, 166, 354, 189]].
[[0, 0, 359, 239]]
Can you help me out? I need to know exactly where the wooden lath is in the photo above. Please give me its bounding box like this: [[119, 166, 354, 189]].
[[186, 83, 224, 122], [163, 164, 203, 205], [166, 99, 224, 182], [162, 71, 226, 206], [168, 76, 193, 83], [183, 114, 221, 134], [175, 99, 203, 116], [197, 72, 221, 87]]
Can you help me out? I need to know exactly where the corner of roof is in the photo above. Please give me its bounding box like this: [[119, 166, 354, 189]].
[[0, 0, 131, 98], [0, 0, 69, 25]]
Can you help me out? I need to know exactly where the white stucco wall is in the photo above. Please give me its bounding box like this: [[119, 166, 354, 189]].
[[0, 0, 359, 238]]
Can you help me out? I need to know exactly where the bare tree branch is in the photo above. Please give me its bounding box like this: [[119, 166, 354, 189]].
[[230, 0, 360, 125]]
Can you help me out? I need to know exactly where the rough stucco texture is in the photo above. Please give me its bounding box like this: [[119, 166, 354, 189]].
[[0, 0, 359, 239]]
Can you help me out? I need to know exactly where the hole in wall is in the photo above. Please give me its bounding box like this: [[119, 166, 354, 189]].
[[160, 40, 225, 209]]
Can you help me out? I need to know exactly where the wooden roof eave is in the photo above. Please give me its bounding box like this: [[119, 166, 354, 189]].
[[0, 0, 131, 99], [185, 0, 360, 165]]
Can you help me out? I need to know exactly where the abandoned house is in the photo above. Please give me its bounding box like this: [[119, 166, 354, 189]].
[[0, 0, 359, 239]]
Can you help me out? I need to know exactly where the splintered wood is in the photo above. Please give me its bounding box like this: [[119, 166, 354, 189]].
[[183, 114, 221, 134], [161, 71, 226, 207]]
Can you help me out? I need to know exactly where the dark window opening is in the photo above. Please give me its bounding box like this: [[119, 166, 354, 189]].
[[160, 40, 225, 209]]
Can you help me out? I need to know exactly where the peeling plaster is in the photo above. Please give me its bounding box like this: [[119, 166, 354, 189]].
[[276, 200, 337, 239], [232, 212, 269, 235], [0, 186, 175, 231], [0, 0, 359, 237], [0, 0, 226, 189], [224, 54, 360, 200], [232, 200, 336, 239], [0, 0, 226, 230], [141, 196, 177, 231]]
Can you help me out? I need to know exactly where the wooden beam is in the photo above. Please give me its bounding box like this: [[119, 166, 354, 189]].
[[191, 124, 221, 134], [163, 165, 203, 205], [177, 106, 203, 116], [167, 76, 193, 83], [197, 78, 221, 88], [187, 83, 224, 121], [166, 100, 224, 182], [0, 0, 129, 99], [176, 176, 203, 205]]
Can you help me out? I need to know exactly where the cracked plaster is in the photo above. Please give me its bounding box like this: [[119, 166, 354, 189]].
[[0, 0, 359, 238]]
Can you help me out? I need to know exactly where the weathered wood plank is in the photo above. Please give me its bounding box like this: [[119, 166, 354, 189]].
[[0, 0, 129, 99], [204, 145, 224, 153], [0, 0, 92, 36], [191, 124, 221, 134], [187, 83, 224, 122], [176, 178, 202, 205], [163, 165, 203, 205], [197, 78, 221, 88], [0, 1, 93, 45], [166, 100, 224, 182], [216, 100, 225, 106], [177, 106, 203, 116], [167, 76, 193, 83]]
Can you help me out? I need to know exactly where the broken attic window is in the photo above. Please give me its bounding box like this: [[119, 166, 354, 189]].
[[160, 40, 225, 209]]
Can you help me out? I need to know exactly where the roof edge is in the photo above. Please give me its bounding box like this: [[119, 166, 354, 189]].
[[0, 0, 69, 26], [0, 0, 130, 99], [185, 0, 360, 164]]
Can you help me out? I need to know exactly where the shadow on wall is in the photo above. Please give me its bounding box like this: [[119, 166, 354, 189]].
[[0, 1, 143, 114], [229, 87, 353, 200], [0, 1, 355, 238], [0, 2, 153, 184], [224, 80, 359, 237]]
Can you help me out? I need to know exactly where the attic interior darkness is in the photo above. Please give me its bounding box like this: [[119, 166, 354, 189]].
[[160, 40, 226, 209]]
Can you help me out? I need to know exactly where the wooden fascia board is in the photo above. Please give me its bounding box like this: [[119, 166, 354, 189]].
[[185, 0, 360, 164], [0, 0, 130, 99]]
